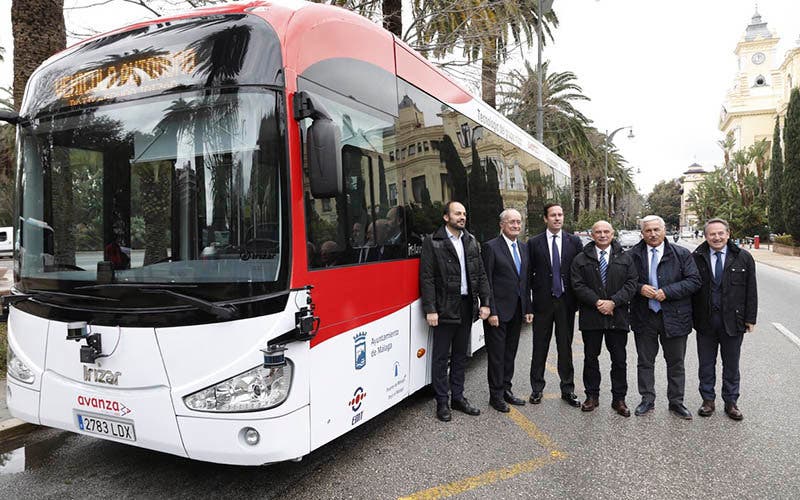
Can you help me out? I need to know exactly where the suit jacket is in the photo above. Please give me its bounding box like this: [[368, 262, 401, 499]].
[[482, 236, 532, 322], [527, 230, 584, 313], [629, 239, 701, 337], [691, 241, 757, 336]]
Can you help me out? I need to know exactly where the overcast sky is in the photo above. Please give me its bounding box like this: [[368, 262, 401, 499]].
[[2, 0, 800, 193]]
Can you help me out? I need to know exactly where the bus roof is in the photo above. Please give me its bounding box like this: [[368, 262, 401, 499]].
[[29, 0, 569, 177]]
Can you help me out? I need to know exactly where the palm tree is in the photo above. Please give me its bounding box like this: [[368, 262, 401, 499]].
[[748, 138, 769, 195], [11, 0, 66, 111], [324, 0, 403, 37], [497, 60, 602, 219], [414, 0, 558, 108]]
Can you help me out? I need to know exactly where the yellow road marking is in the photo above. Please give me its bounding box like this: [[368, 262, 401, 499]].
[[399, 408, 567, 499], [397, 452, 567, 500]]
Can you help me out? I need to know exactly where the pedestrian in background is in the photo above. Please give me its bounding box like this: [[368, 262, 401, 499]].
[[629, 215, 701, 419], [482, 208, 533, 413], [692, 218, 757, 420], [527, 203, 584, 407], [571, 220, 638, 416], [420, 201, 491, 422]]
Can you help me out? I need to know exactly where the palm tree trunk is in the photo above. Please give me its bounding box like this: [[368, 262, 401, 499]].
[[481, 37, 498, 109], [382, 0, 402, 37], [11, 0, 65, 111]]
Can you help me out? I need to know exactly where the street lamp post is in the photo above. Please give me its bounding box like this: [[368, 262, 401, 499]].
[[536, 0, 554, 144], [603, 126, 634, 216]]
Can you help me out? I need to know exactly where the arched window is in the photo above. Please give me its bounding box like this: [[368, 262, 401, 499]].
[[754, 75, 767, 87]]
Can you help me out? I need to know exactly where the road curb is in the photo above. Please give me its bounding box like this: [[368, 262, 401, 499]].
[[0, 417, 39, 443]]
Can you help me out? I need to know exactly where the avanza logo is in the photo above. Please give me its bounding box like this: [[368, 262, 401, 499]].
[[76, 395, 132, 417]]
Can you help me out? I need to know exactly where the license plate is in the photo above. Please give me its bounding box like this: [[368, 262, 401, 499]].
[[76, 413, 136, 442]]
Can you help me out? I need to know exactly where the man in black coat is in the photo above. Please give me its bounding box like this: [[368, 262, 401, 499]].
[[527, 203, 584, 407], [630, 215, 702, 419], [571, 220, 638, 416], [692, 218, 757, 420], [482, 208, 533, 413], [420, 201, 491, 422]]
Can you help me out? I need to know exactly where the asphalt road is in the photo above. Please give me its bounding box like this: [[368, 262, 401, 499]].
[[1, 246, 799, 499]]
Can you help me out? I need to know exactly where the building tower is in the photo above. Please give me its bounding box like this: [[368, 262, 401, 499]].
[[719, 7, 782, 151]]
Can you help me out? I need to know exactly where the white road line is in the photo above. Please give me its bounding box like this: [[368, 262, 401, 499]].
[[772, 322, 800, 349]]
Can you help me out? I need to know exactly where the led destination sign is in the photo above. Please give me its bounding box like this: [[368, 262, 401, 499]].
[[54, 49, 198, 107]]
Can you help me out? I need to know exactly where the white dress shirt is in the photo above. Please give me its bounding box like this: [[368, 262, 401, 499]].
[[446, 226, 468, 295]]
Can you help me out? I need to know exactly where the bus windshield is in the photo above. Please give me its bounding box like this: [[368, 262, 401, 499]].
[[16, 89, 285, 287]]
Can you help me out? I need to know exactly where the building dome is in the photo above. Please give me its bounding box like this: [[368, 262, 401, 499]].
[[683, 162, 706, 175]]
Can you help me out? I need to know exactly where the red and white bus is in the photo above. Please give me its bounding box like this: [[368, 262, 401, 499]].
[[1, 0, 569, 465]]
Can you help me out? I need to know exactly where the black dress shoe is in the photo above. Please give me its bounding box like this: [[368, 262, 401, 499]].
[[436, 402, 451, 422], [490, 399, 510, 413], [451, 397, 481, 416], [634, 401, 654, 416], [698, 400, 715, 417], [503, 390, 526, 406], [724, 402, 743, 421], [669, 403, 693, 420], [529, 392, 543, 404], [561, 393, 581, 408]]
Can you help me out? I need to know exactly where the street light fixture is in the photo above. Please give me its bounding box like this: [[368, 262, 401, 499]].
[[603, 126, 634, 216]]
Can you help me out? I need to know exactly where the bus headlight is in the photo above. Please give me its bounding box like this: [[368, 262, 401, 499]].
[[183, 360, 293, 412], [7, 345, 35, 384]]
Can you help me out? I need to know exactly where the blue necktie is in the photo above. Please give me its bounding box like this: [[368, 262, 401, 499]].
[[649, 248, 660, 312], [512, 241, 521, 274], [714, 251, 723, 285], [599, 250, 608, 287], [552, 235, 562, 297]]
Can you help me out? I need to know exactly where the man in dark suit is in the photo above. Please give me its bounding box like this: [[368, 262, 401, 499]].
[[571, 220, 638, 416], [692, 218, 757, 420], [630, 215, 701, 419], [527, 203, 584, 407], [420, 201, 492, 422], [482, 208, 534, 412]]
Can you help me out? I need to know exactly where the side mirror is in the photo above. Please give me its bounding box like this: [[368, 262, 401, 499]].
[[0, 109, 20, 125], [294, 91, 342, 198]]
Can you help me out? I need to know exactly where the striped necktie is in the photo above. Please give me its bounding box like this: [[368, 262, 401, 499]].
[[599, 249, 608, 287]]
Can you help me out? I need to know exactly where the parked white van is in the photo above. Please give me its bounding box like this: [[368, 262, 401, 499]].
[[0, 226, 13, 258]]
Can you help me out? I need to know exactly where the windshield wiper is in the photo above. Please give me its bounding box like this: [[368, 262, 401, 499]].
[[77, 283, 237, 320], [2, 288, 120, 314]]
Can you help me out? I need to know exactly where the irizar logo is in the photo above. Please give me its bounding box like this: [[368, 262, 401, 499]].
[[353, 332, 367, 370], [83, 366, 121, 385]]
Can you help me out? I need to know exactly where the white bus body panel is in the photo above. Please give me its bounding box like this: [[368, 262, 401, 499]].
[[177, 405, 309, 465], [408, 300, 433, 394], [6, 308, 49, 391], [309, 307, 411, 451], [156, 309, 309, 419]]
